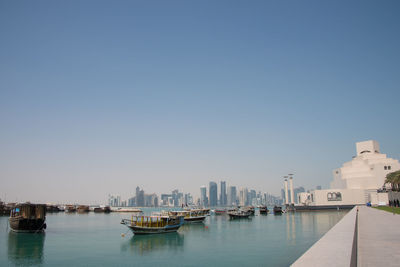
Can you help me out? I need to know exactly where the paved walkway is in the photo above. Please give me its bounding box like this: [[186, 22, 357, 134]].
[[358, 206, 400, 267], [291, 207, 358, 267]]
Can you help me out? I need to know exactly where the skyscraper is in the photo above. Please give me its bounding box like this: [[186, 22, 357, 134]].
[[145, 193, 158, 207], [200, 186, 207, 207], [160, 194, 172, 206], [220, 181, 227, 206], [209, 181, 218, 207], [128, 197, 135, 207], [249, 189, 256, 206], [184, 193, 193, 206], [227, 186, 237, 206], [172, 189, 179, 207], [239, 187, 248, 206], [137, 189, 145, 207], [135, 186, 141, 206], [108, 194, 121, 207]]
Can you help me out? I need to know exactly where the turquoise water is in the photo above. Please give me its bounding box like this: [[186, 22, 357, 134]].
[[0, 209, 348, 266]]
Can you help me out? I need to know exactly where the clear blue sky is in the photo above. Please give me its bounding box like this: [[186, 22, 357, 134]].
[[1, 0, 399, 204]]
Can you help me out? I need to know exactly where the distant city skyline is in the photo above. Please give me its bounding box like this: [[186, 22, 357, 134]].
[[1, 1, 400, 204], [106, 180, 283, 208]]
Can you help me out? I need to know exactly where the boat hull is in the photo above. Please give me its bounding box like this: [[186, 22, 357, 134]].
[[273, 206, 283, 215], [127, 224, 181, 235], [9, 217, 46, 233], [259, 206, 269, 214], [228, 213, 250, 219], [184, 216, 206, 223], [93, 208, 103, 213], [65, 207, 76, 213]]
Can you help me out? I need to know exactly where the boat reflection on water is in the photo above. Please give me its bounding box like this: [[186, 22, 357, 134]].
[[8, 232, 45, 265], [121, 233, 184, 255]]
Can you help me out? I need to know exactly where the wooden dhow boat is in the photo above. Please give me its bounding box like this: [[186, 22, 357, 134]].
[[168, 209, 207, 223], [46, 205, 61, 213], [121, 215, 184, 235], [65, 205, 76, 213], [228, 210, 251, 219], [103, 206, 111, 213], [259, 206, 269, 214], [77, 205, 89, 213], [9, 204, 47, 233], [273, 206, 283, 215], [93, 206, 111, 213], [93, 207, 102, 213]]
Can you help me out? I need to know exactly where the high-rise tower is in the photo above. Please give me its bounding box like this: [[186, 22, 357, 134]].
[[227, 186, 237, 206], [209, 181, 218, 207], [220, 181, 227, 206], [200, 186, 208, 207]]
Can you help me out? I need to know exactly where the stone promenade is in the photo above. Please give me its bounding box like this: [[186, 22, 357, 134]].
[[292, 206, 400, 267], [358, 206, 400, 267]]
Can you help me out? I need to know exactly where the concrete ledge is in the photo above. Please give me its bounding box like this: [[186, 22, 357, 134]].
[[291, 207, 357, 267]]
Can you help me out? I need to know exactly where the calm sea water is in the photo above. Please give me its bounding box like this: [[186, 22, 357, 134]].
[[0, 209, 348, 266]]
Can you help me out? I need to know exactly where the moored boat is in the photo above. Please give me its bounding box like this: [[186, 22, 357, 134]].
[[65, 205, 76, 213], [93, 207, 103, 213], [46, 205, 61, 213], [77, 205, 89, 213], [273, 206, 282, 214], [9, 203, 47, 233], [168, 209, 207, 223], [93, 206, 111, 213], [259, 206, 269, 214], [103, 206, 111, 213], [228, 210, 251, 219], [121, 215, 184, 235]]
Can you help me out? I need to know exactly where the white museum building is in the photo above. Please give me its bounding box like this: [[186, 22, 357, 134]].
[[298, 140, 400, 207]]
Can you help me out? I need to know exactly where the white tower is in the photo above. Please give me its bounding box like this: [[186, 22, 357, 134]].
[[289, 175, 294, 205], [284, 178, 289, 205]]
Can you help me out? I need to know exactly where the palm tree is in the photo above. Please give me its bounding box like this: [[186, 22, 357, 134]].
[[385, 170, 400, 191]]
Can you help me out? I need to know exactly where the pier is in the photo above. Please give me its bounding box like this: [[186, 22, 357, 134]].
[[292, 206, 400, 266]]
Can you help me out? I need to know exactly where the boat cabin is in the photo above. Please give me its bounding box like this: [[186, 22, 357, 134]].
[[10, 204, 46, 220], [122, 215, 182, 228]]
